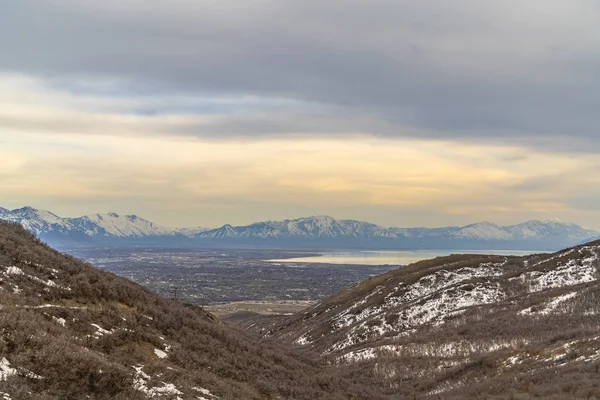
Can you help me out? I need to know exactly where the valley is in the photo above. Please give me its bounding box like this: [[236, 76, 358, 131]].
[[66, 247, 396, 308]]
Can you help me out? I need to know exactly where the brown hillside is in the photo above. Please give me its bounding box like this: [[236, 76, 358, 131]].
[[0, 221, 384, 400]]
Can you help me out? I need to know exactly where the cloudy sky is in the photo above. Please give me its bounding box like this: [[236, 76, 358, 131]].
[[1, 0, 600, 228]]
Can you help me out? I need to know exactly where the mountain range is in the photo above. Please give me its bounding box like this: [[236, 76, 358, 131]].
[[1, 206, 598, 250]]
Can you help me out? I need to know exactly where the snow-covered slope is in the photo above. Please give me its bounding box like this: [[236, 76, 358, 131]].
[[66, 212, 178, 238], [257, 239, 600, 398], [0, 207, 193, 246], [450, 222, 513, 240], [2, 206, 78, 237], [269, 241, 600, 362], [505, 219, 597, 241]]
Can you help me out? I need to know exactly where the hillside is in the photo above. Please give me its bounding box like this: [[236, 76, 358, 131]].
[[265, 241, 600, 398], [0, 221, 380, 400], [1, 207, 598, 250]]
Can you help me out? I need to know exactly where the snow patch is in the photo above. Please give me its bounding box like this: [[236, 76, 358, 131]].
[[503, 355, 522, 367], [329, 281, 505, 353], [339, 338, 529, 363], [295, 334, 312, 346], [132, 365, 183, 398], [2, 265, 70, 291], [525, 247, 598, 292], [0, 358, 17, 381], [193, 387, 219, 399], [23, 304, 86, 309], [154, 348, 168, 359], [519, 292, 578, 316], [4, 266, 23, 275], [90, 323, 114, 338]]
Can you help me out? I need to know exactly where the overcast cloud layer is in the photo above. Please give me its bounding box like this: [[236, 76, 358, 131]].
[[1, 1, 599, 227], [3, 0, 600, 147]]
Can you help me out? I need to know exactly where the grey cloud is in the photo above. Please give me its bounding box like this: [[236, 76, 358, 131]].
[[2, 0, 600, 150], [508, 170, 600, 213], [569, 196, 600, 211]]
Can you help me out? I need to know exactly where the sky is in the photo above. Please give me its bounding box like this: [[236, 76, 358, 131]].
[[1, 0, 600, 229]]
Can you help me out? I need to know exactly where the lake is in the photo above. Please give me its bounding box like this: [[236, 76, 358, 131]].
[[267, 249, 551, 266]]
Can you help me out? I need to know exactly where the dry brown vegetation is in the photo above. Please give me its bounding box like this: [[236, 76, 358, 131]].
[[0, 221, 386, 399]]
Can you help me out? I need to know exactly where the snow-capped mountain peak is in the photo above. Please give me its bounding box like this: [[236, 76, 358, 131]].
[[0, 207, 187, 243], [197, 217, 599, 249], [542, 217, 562, 223], [449, 222, 512, 241], [2, 207, 76, 236], [66, 213, 177, 238], [505, 219, 596, 241], [10, 206, 66, 225], [198, 215, 391, 240]]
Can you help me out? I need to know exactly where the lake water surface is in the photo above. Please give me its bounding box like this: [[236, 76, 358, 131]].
[[268, 249, 551, 266]]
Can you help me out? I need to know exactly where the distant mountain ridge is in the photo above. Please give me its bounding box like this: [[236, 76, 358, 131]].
[[0, 206, 598, 250], [194, 215, 598, 250]]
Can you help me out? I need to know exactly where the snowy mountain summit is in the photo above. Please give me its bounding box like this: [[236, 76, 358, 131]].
[[195, 215, 597, 249], [198, 215, 392, 240], [3, 206, 78, 238], [0, 207, 193, 245], [66, 213, 177, 238]]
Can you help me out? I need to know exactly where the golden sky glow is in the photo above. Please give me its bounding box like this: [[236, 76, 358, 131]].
[[2, 127, 599, 228], [2, 0, 600, 229]]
